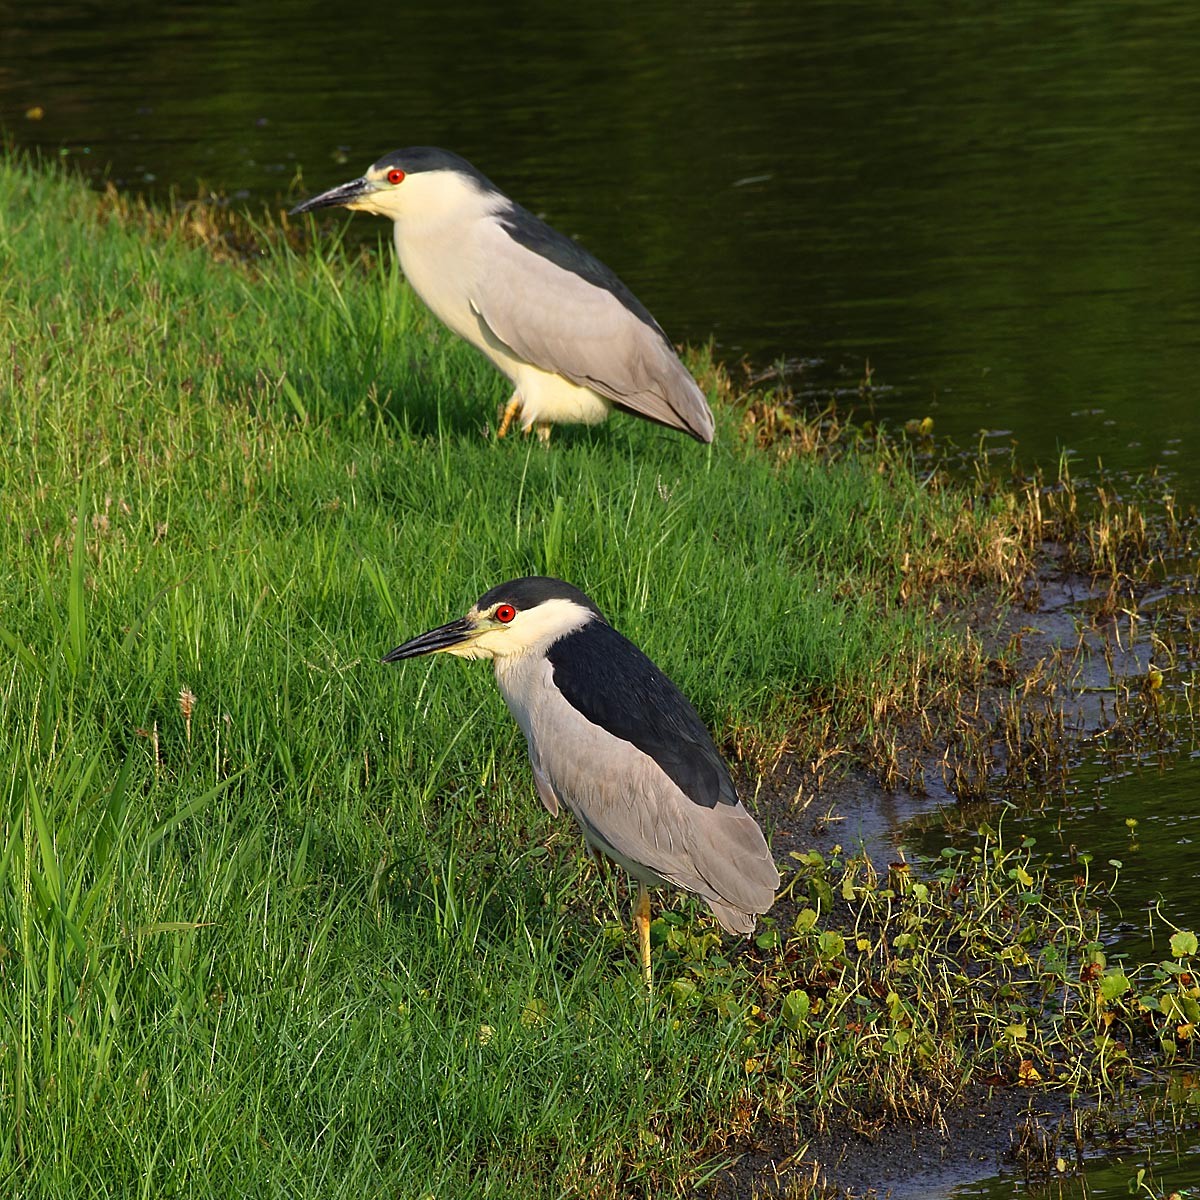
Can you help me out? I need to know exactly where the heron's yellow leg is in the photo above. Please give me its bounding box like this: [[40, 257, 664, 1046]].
[[497, 395, 522, 438], [634, 882, 652, 993]]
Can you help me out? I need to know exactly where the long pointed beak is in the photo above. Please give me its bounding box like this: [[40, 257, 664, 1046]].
[[290, 176, 375, 216], [382, 617, 476, 663]]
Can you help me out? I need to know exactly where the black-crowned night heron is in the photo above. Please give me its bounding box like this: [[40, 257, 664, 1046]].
[[291, 148, 715, 443], [382, 576, 779, 987]]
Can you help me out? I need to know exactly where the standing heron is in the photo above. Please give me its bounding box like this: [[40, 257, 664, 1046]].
[[382, 576, 778, 987], [292, 148, 715, 443]]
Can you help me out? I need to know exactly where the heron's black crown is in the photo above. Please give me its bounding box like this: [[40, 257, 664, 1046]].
[[475, 576, 606, 620], [372, 147, 501, 194]]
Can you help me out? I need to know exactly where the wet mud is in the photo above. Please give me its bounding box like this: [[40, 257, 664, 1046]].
[[707, 1089, 1065, 1199]]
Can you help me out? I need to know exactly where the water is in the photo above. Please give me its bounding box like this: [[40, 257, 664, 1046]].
[[3, 3, 1198, 1193], [949, 1117, 1200, 1199], [902, 751, 1200, 1196]]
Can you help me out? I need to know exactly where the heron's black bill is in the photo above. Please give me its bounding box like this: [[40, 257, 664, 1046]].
[[290, 177, 372, 216], [382, 618, 473, 662]]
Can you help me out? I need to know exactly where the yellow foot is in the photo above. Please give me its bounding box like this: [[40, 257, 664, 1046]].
[[634, 882, 652, 995], [497, 395, 521, 439]]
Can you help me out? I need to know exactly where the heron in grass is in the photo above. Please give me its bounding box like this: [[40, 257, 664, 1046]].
[[292, 149, 715, 443], [382, 576, 778, 987]]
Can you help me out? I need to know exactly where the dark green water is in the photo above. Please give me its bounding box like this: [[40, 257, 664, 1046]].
[[949, 1139, 1200, 1199], [4, 4, 1198, 1194]]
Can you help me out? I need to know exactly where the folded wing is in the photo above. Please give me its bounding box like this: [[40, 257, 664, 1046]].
[[470, 206, 715, 442]]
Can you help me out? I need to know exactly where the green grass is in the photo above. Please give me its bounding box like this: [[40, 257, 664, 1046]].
[[0, 157, 1130, 1197]]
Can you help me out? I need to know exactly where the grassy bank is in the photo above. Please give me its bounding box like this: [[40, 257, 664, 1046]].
[[0, 158, 1193, 1197]]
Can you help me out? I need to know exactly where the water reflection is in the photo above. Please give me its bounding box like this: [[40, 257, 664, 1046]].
[[949, 1119, 1200, 1199]]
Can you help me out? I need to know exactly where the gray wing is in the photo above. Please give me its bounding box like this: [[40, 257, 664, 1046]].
[[530, 761, 560, 817], [568, 748, 778, 933], [471, 216, 715, 442], [528, 692, 778, 931]]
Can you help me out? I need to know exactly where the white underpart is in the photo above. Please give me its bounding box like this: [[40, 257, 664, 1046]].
[[507, 364, 612, 429]]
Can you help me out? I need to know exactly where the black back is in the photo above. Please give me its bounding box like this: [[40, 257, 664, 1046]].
[[547, 621, 737, 810]]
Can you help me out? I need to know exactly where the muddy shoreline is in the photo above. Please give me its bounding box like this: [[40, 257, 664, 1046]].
[[711, 561, 1187, 1198], [709, 1088, 1069, 1198]]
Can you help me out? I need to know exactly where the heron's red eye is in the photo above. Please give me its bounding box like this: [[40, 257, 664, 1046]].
[[495, 604, 516, 624], [386, 168, 405, 185]]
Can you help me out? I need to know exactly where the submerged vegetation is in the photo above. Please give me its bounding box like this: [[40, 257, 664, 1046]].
[[1, 157, 1197, 1197]]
